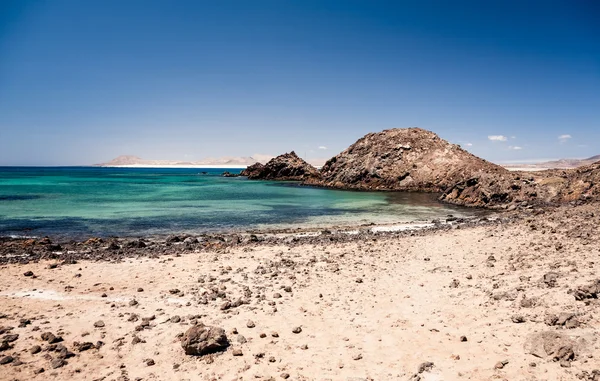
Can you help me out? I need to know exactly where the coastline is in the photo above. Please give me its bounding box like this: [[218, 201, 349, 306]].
[[0, 201, 598, 380], [99, 164, 249, 169]]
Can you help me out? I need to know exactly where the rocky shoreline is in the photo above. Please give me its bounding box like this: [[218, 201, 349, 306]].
[[0, 212, 502, 265], [242, 128, 600, 210]]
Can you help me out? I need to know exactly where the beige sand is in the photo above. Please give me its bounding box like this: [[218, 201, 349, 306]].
[[1, 205, 599, 380]]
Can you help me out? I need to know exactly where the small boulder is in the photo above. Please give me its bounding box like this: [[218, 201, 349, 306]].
[[181, 324, 229, 356]]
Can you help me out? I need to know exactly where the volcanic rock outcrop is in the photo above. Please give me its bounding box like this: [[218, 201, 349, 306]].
[[240, 151, 320, 181], [441, 161, 600, 208], [305, 128, 506, 192]]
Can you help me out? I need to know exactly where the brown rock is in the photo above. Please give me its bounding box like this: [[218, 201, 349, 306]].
[[308, 128, 504, 195], [30, 345, 42, 354], [181, 324, 229, 356], [525, 331, 575, 362], [0, 355, 13, 365], [241, 152, 320, 181]]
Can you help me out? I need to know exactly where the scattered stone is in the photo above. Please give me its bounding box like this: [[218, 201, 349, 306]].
[[146, 358, 155, 366], [75, 342, 94, 352], [30, 345, 42, 354], [542, 272, 559, 288], [181, 324, 229, 356], [2, 334, 18, 343], [460, 336, 468, 342], [41, 332, 62, 344], [418, 362, 434, 373], [352, 353, 362, 360], [495, 360, 508, 369], [94, 320, 105, 328], [511, 315, 526, 323], [232, 348, 243, 356], [524, 331, 575, 364], [236, 335, 247, 344], [129, 299, 139, 307], [246, 320, 255, 328], [50, 358, 66, 369], [574, 280, 600, 301], [33, 367, 45, 374], [0, 342, 10, 352], [280, 373, 290, 379], [137, 288, 144, 292], [271, 331, 279, 338], [23, 271, 34, 277], [170, 315, 181, 323], [292, 326, 302, 334], [449, 279, 460, 288], [0, 355, 13, 365], [259, 333, 267, 338], [273, 293, 282, 299]]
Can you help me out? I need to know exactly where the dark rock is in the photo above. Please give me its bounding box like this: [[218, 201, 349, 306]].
[[181, 325, 229, 356], [292, 326, 302, 334], [41, 332, 62, 344], [23, 271, 34, 277], [94, 320, 105, 328], [574, 280, 600, 301], [241, 152, 320, 181], [418, 361, 434, 373], [50, 358, 66, 369], [30, 345, 42, 354], [0, 355, 13, 365], [2, 334, 18, 343]]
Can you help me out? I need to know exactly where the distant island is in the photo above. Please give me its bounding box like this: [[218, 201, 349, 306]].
[[96, 154, 273, 168], [96, 154, 327, 168]]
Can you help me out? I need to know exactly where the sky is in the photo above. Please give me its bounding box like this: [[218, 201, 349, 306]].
[[0, 0, 598, 166]]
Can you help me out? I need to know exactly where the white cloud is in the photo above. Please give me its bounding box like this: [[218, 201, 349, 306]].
[[508, 146, 523, 150], [465, 143, 473, 147], [488, 135, 508, 142], [318, 146, 327, 150], [558, 134, 572, 143]]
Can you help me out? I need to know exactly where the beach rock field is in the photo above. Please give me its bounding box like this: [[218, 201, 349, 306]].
[[0, 202, 599, 380]]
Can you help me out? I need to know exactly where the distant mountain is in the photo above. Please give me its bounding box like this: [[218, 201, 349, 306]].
[[503, 155, 600, 170], [97, 154, 274, 167]]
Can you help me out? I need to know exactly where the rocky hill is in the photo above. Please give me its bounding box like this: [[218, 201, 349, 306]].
[[441, 161, 600, 209], [240, 151, 320, 181], [305, 128, 506, 192]]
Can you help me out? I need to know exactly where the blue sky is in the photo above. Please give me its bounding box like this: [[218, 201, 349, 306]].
[[0, 0, 598, 165]]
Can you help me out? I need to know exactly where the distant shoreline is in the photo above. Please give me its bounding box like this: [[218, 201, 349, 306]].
[[98, 164, 248, 169]]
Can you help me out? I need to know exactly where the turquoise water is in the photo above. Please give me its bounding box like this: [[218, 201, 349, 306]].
[[0, 167, 476, 239]]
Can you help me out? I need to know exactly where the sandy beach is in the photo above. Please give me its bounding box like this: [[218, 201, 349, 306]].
[[1, 202, 598, 381]]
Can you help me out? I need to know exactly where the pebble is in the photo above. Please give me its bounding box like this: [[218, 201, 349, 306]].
[[94, 320, 105, 328], [232, 349, 243, 356], [246, 320, 255, 328], [0, 356, 14, 365], [292, 326, 302, 334], [146, 359, 155, 366]]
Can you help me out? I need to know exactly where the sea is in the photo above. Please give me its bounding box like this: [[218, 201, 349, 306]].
[[0, 167, 480, 239]]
